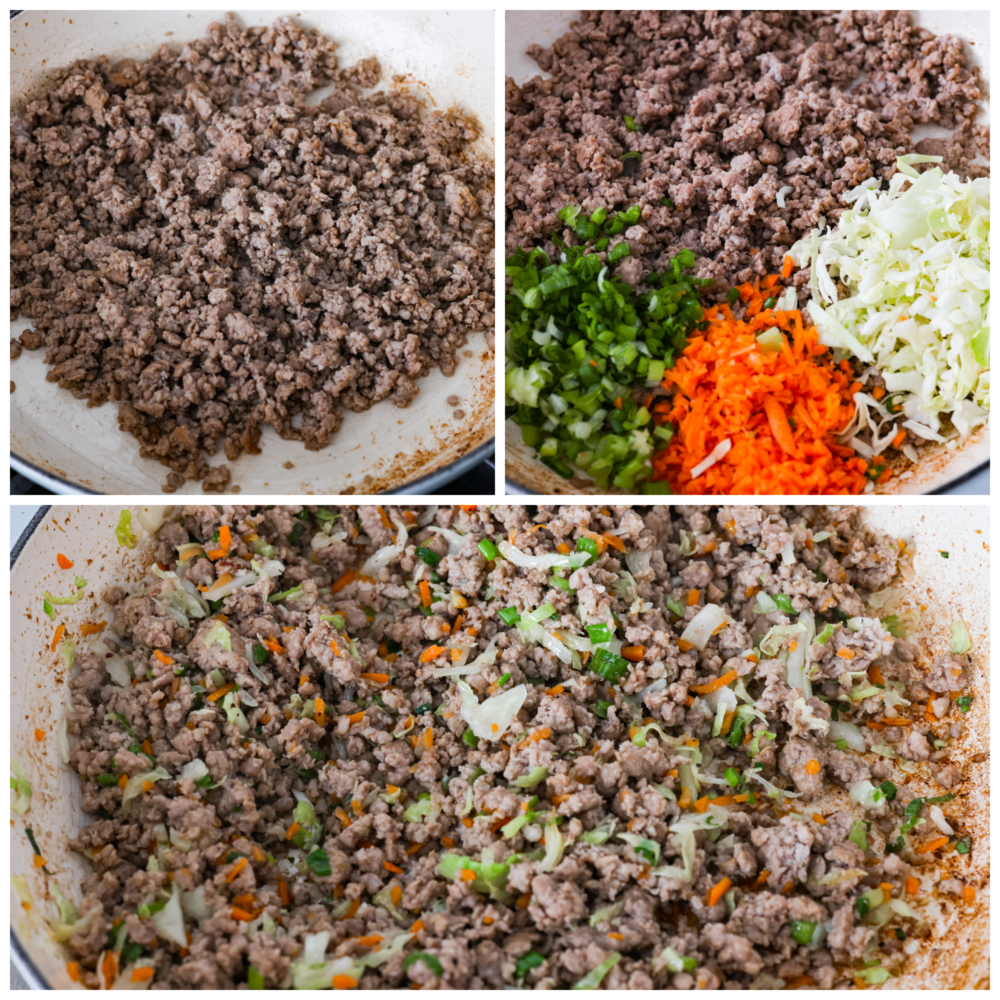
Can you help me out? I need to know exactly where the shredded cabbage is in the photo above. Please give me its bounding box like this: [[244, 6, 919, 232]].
[[291, 929, 413, 989], [48, 883, 99, 942], [617, 833, 661, 866], [828, 720, 866, 752], [513, 766, 549, 788], [150, 566, 209, 620], [950, 618, 972, 654], [360, 518, 409, 576], [149, 884, 187, 947], [580, 819, 617, 845], [10, 759, 33, 815], [499, 539, 590, 571], [122, 766, 171, 813], [572, 951, 621, 990], [438, 849, 521, 902], [456, 680, 527, 741], [589, 901, 624, 927], [203, 622, 232, 651], [680, 604, 729, 652], [221, 691, 250, 734], [790, 157, 989, 449], [849, 779, 886, 811], [538, 816, 564, 873]]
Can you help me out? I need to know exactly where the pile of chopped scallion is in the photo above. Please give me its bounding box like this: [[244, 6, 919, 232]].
[[505, 205, 709, 491]]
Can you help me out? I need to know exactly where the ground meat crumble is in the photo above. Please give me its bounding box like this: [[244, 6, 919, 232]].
[[11, 15, 495, 490]]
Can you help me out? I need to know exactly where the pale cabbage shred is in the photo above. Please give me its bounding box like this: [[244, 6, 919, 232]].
[[789, 155, 990, 456]]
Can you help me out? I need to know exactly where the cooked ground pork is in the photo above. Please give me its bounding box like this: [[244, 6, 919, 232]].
[[11, 15, 494, 491], [505, 10, 987, 295], [55, 504, 973, 988]]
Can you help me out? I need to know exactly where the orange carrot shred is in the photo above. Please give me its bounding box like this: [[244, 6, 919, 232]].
[[57, 553, 74, 569]]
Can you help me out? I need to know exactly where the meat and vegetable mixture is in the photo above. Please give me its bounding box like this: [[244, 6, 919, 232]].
[[505, 11, 989, 494], [45, 504, 977, 988], [11, 16, 494, 492]]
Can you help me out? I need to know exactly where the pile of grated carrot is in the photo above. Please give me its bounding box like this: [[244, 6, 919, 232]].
[[650, 274, 871, 495]]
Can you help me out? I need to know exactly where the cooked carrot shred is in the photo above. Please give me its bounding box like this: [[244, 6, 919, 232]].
[[51, 623, 66, 652], [360, 672, 390, 684], [915, 836, 949, 854], [384, 861, 404, 874], [813, 813, 827, 825], [207, 681, 236, 702], [314, 697, 326, 727], [544, 684, 565, 696], [226, 857, 247, 882], [837, 647, 855, 660], [690, 669, 737, 694], [331, 569, 356, 594], [80, 620, 107, 636], [556, 543, 571, 555], [101, 952, 118, 987], [706, 877, 731, 907], [347, 711, 365, 724], [419, 580, 432, 607], [67, 962, 81, 982], [621, 645, 645, 661], [676, 638, 694, 652], [332, 974, 358, 989], [868, 663, 885, 686], [781, 254, 794, 279], [57, 553, 74, 569], [687, 588, 700, 606], [460, 868, 477, 882], [601, 532, 627, 552], [805, 759, 821, 775], [419, 645, 447, 663], [410, 918, 426, 933], [377, 505, 393, 530], [153, 649, 174, 665], [962, 885, 976, 905], [263, 636, 285, 654], [650, 280, 867, 495]]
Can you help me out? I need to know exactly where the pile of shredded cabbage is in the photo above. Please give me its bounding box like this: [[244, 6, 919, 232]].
[[790, 155, 989, 459]]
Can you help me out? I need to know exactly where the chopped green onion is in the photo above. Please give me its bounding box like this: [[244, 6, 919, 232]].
[[115, 510, 138, 549], [789, 920, 817, 946], [498, 673, 511, 687], [586, 623, 612, 643], [576, 537, 600, 566], [248, 966, 265, 990], [498, 607, 521, 626], [773, 594, 795, 613], [515, 950, 546, 979], [403, 952, 444, 977], [463, 729, 479, 748], [593, 699, 612, 719], [724, 767, 740, 788], [478, 539, 500, 561], [589, 648, 629, 684], [415, 547, 441, 567]]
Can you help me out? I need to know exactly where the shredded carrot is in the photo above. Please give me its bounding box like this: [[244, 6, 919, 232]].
[[868, 664, 885, 687], [601, 532, 627, 552], [153, 649, 174, 665], [459, 504, 477, 511], [263, 635, 284, 655], [812, 813, 826, 825], [51, 623, 66, 652], [419, 645, 447, 663], [460, 868, 477, 882], [335, 807, 352, 827], [410, 918, 426, 933], [333, 974, 358, 989], [706, 877, 731, 907], [218, 525, 231, 553], [442, 837, 454, 849], [357, 934, 383, 948], [377, 505, 393, 530], [686, 588, 700, 606], [142, 739, 153, 756], [425, 728, 434, 748], [230, 906, 255, 921], [690, 669, 737, 694], [752, 870, 770, 889], [837, 647, 855, 660], [57, 553, 74, 569], [544, 684, 565, 696], [461, 817, 474, 828], [419, 580, 432, 607], [781, 254, 794, 279], [650, 281, 868, 495], [621, 645, 646, 661], [347, 710, 366, 725], [608, 932, 625, 940], [720, 710, 734, 736], [915, 836, 949, 854], [676, 638, 694, 652], [805, 759, 821, 775], [206, 548, 226, 561], [678, 787, 692, 810], [881, 717, 912, 725], [360, 672, 390, 684], [80, 620, 107, 635], [781, 880, 795, 895], [285, 821, 300, 841], [556, 542, 571, 555], [693, 795, 709, 813], [101, 953, 118, 987], [331, 569, 356, 594], [207, 681, 236, 702], [315, 697, 326, 727], [384, 861, 404, 874], [343, 898, 361, 920], [226, 857, 248, 882], [67, 962, 81, 982], [962, 885, 976, 905]]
